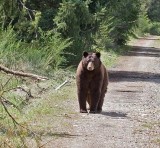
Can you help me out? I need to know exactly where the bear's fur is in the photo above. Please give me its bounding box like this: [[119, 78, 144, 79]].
[[76, 51, 109, 113]]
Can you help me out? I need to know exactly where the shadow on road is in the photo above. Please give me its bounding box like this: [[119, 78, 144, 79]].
[[29, 132, 79, 138], [101, 111, 128, 118], [109, 70, 160, 83], [125, 46, 160, 57]]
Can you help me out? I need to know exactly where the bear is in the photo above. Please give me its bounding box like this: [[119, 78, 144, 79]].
[[76, 51, 109, 113]]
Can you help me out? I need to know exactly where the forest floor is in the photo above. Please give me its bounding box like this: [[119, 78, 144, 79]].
[[29, 36, 160, 148]]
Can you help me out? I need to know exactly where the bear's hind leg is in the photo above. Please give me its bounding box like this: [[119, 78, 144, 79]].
[[89, 92, 101, 113], [97, 91, 106, 113], [86, 92, 91, 110]]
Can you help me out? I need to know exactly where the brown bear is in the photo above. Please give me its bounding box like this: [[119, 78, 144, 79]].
[[76, 51, 109, 113]]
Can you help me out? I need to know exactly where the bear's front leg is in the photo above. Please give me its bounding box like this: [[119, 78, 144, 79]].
[[77, 83, 89, 113], [76, 73, 89, 113], [89, 90, 101, 113], [89, 75, 103, 114]]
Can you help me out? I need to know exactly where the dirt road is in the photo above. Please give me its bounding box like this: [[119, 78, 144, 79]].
[[45, 36, 160, 148]]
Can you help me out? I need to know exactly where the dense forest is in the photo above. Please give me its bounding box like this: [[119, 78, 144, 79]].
[[0, 0, 160, 73]]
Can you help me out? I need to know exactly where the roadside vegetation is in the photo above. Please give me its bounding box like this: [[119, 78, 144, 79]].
[[0, 0, 160, 147]]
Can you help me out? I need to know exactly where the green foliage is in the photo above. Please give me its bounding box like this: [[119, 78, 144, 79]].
[[0, 28, 21, 69], [38, 8, 56, 31], [149, 22, 160, 35], [0, 0, 19, 29], [93, 6, 113, 50], [135, 13, 151, 36], [147, 0, 160, 22], [54, 0, 94, 64], [106, 0, 141, 45], [0, 28, 72, 72], [36, 30, 72, 70]]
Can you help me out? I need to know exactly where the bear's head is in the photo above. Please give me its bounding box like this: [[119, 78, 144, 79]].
[[82, 51, 101, 71]]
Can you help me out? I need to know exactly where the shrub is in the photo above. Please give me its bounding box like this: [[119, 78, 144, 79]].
[[149, 22, 160, 35], [135, 14, 151, 36], [54, 1, 94, 65], [0, 28, 72, 73]]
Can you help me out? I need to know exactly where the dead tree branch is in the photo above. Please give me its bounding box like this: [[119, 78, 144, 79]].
[[0, 99, 20, 126], [0, 64, 48, 80], [18, 0, 36, 20], [1, 96, 20, 110]]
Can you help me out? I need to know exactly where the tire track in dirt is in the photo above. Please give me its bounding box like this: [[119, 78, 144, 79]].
[[44, 36, 160, 148]]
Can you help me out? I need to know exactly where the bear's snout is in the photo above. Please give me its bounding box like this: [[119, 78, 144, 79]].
[[87, 62, 94, 71]]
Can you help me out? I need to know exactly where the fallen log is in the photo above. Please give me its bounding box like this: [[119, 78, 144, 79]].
[[0, 64, 48, 80]]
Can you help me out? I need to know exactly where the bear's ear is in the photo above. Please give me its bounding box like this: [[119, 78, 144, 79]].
[[83, 51, 88, 57], [96, 52, 101, 58]]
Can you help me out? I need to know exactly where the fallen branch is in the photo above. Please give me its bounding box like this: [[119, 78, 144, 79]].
[[0, 99, 20, 126], [55, 80, 69, 90], [0, 64, 48, 80], [1, 96, 19, 110], [18, 0, 36, 12]]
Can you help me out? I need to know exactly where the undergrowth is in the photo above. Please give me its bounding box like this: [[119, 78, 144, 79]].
[[0, 28, 72, 75]]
